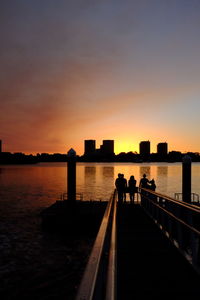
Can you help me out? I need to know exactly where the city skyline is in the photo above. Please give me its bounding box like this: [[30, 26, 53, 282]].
[[1, 138, 198, 156], [84, 139, 168, 156], [1, 137, 200, 164], [1, 1, 200, 155]]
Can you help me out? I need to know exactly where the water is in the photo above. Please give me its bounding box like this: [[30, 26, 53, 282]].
[[79, 162, 200, 200], [1, 162, 199, 209], [0, 162, 200, 298]]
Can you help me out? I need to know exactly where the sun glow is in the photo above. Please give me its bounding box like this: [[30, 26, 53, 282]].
[[114, 140, 138, 154]]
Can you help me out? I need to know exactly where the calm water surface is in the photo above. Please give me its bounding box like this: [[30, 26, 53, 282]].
[[0, 162, 200, 211]]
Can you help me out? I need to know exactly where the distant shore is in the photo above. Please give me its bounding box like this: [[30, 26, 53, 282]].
[[0, 151, 200, 164]]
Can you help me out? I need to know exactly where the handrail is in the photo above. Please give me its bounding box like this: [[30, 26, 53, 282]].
[[105, 190, 117, 300], [75, 190, 117, 300], [139, 188, 200, 273], [61, 192, 83, 201], [174, 192, 200, 203], [141, 188, 200, 213], [145, 195, 200, 236]]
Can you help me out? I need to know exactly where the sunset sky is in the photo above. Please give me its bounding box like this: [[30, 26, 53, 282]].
[[0, 0, 200, 155]]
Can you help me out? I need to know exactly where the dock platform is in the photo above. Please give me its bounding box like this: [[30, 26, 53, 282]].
[[117, 203, 200, 299]]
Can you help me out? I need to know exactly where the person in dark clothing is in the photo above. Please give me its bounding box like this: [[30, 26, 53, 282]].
[[149, 179, 156, 191], [121, 174, 127, 202], [128, 175, 137, 203], [115, 173, 124, 203], [139, 173, 149, 189], [139, 174, 149, 205]]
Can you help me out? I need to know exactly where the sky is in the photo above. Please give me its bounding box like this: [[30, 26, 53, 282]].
[[0, 0, 200, 155]]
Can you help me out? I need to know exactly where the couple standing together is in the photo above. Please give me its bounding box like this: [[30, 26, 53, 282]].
[[115, 173, 137, 204], [115, 173, 156, 204], [139, 174, 156, 191]]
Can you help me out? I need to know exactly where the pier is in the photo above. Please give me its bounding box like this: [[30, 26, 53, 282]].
[[76, 189, 200, 300]]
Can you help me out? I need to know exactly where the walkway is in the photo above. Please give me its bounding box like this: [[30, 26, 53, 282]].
[[117, 203, 200, 299]]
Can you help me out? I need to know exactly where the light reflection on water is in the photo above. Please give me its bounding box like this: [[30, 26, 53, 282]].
[[77, 162, 200, 202], [0, 162, 200, 210]]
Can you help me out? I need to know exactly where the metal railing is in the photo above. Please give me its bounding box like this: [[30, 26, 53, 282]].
[[140, 188, 200, 273], [60, 192, 83, 201], [75, 190, 117, 300], [174, 192, 200, 204]]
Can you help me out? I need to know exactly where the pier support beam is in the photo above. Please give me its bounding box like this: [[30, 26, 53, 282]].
[[67, 148, 76, 201], [182, 155, 191, 204]]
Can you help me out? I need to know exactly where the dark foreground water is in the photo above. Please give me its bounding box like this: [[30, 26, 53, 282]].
[[0, 162, 200, 299]]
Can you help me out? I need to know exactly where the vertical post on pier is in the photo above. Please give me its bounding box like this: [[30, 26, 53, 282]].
[[182, 155, 191, 204], [67, 148, 76, 201]]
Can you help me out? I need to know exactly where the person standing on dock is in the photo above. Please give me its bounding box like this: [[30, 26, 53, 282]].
[[121, 174, 127, 202], [128, 175, 137, 204], [139, 173, 149, 189], [148, 179, 156, 201], [115, 173, 124, 204], [139, 174, 149, 205], [149, 179, 156, 191]]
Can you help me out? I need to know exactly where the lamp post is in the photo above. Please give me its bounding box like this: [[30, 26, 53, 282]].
[[67, 148, 76, 201]]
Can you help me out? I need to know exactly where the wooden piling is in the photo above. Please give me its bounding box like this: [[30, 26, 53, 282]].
[[182, 155, 192, 203], [67, 148, 76, 201]]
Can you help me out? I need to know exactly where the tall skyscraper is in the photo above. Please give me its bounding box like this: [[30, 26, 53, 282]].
[[84, 140, 96, 156], [101, 140, 114, 155], [139, 141, 150, 157], [157, 142, 168, 156]]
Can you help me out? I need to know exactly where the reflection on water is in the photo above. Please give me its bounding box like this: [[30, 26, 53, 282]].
[[139, 166, 151, 179], [102, 166, 114, 200], [102, 166, 114, 178], [156, 166, 168, 195], [157, 166, 168, 176], [0, 162, 199, 208], [84, 166, 96, 200], [82, 165, 115, 201], [84, 166, 96, 186], [85, 166, 96, 176]]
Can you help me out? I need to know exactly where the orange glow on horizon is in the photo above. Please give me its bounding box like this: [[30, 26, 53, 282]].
[[114, 141, 139, 155]]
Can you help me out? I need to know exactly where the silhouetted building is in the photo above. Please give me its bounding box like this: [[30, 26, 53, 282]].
[[84, 140, 96, 156], [0, 140, 2, 153], [139, 141, 150, 158], [157, 142, 168, 156], [100, 140, 114, 155]]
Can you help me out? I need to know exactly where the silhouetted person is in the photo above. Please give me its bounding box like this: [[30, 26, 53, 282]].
[[128, 175, 137, 204], [149, 179, 156, 191], [139, 174, 149, 205], [115, 173, 124, 203], [147, 179, 156, 202], [139, 173, 149, 189], [121, 174, 127, 202]]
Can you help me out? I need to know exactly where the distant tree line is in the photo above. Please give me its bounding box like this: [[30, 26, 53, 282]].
[[79, 151, 200, 162], [0, 151, 200, 164]]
